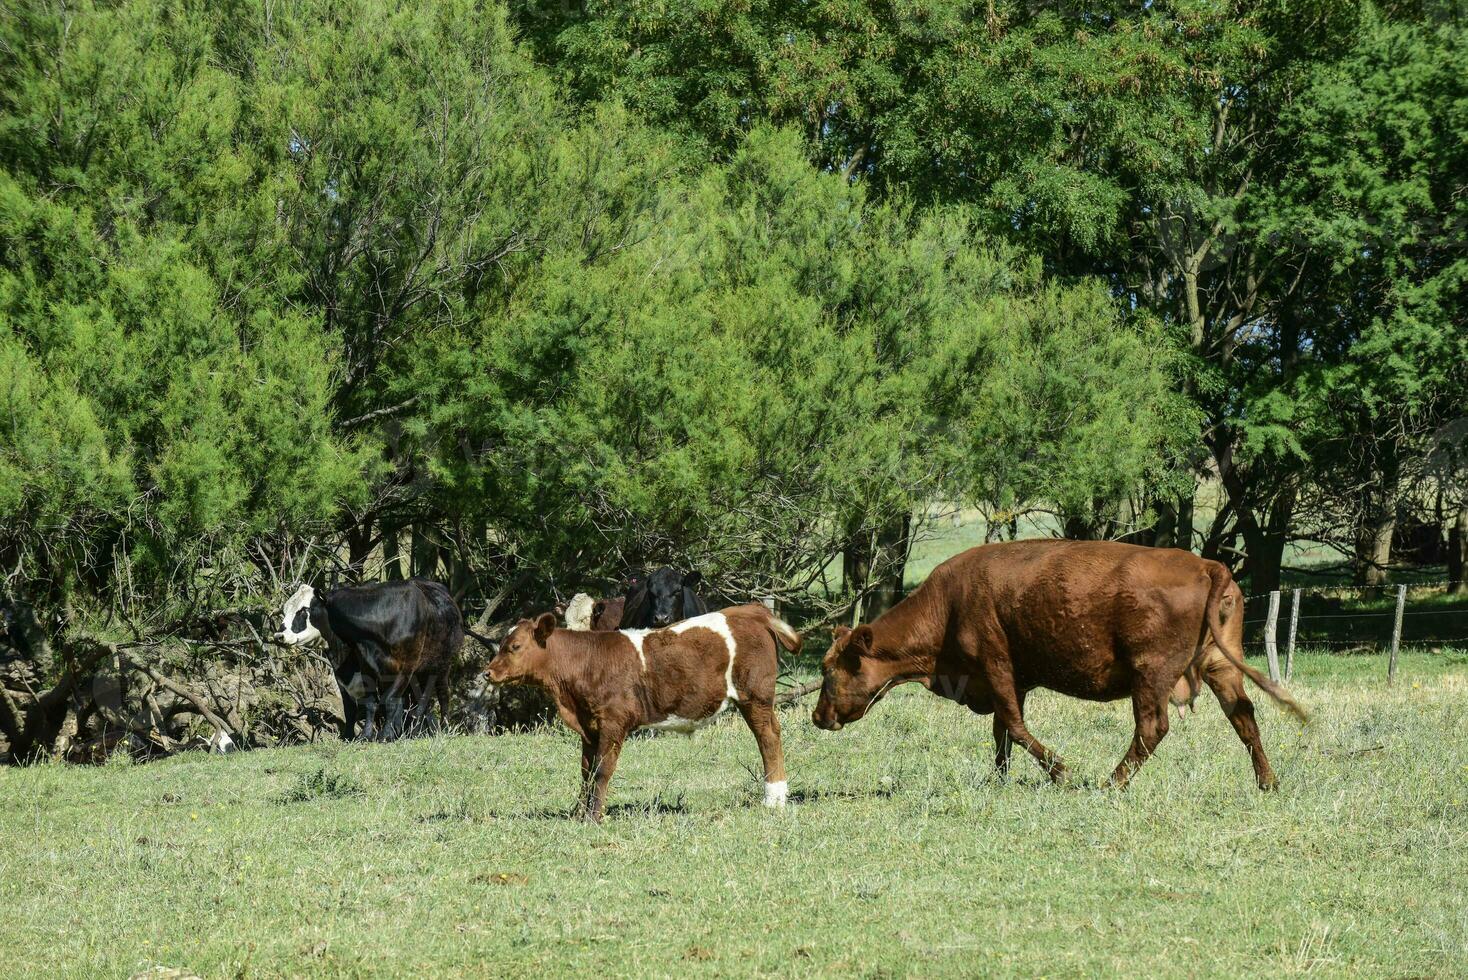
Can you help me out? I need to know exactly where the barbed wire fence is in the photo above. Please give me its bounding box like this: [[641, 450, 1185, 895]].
[[1238, 581, 1468, 684]]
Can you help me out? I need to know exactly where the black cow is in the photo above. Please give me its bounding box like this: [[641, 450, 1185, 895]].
[[621, 567, 709, 628], [275, 577, 468, 740]]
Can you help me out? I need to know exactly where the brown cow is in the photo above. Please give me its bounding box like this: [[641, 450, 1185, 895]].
[[591, 596, 625, 631], [812, 540, 1307, 789], [487, 605, 802, 821]]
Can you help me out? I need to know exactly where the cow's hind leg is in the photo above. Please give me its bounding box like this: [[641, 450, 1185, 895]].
[[737, 699, 787, 807], [1108, 678, 1171, 789], [1202, 652, 1279, 790]]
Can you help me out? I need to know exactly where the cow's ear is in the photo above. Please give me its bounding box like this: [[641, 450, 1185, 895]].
[[682, 580, 708, 617], [832, 625, 852, 642], [682, 569, 702, 588], [592, 600, 607, 620], [849, 625, 874, 654], [533, 612, 557, 644]]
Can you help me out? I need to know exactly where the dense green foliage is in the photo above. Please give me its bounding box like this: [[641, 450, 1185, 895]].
[[517, 0, 1467, 587], [0, 0, 1462, 631]]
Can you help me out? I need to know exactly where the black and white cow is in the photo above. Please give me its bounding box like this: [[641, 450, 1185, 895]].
[[275, 577, 468, 740], [621, 567, 710, 629]]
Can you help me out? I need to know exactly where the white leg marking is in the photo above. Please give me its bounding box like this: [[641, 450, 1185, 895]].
[[763, 780, 788, 808]]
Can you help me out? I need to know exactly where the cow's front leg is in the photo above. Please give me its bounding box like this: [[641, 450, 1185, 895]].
[[584, 728, 625, 823], [572, 735, 598, 817], [355, 674, 381, 741], [409, 674, 439, 735], [357, 694, 380, 741], [992, 690, 1025, 778], [333, 668, 359, 741]]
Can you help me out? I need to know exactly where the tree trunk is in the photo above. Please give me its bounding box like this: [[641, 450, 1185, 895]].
[[411, 524, 440, 579], [843, 512, 910, 622], [1354, 458, 1399, 586], [1242, 527, 1288, 595], [1237, 510, 1290, 596], [1151, 497, 1178, 549], [865, 512, 910, 620], [346, 520, 375, 580], [1175, 489, 1195, 552], [1063, 499, 1112, 540], [1449, 502, 1468, 597], [382, 527, 404, 580]]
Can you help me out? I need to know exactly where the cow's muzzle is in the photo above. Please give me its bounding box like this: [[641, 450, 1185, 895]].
[[811, 706, 843, 732]]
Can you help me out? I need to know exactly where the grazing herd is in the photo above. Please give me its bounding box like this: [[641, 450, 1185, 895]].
[[276, 543, 1308, 821]]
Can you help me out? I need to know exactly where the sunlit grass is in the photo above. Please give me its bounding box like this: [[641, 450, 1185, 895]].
[[2, 652, 1464, 977]]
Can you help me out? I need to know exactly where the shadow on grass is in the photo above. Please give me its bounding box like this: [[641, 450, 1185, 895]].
[[501, 794, 692, 821]]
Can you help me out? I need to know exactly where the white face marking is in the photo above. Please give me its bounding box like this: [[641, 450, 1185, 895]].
[[563, 593, 595, 631], [763, 780, 788, 808], [277, 584, 321, 645]]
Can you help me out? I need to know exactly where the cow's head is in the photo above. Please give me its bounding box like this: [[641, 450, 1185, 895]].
[[275, 584, 322, 645], [627, 567, 703, 628], [486, 613, 556, 684], [812, 625, 899, 731]]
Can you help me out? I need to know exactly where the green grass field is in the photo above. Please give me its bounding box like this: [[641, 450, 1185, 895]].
[[3, 651, 1466, 977]]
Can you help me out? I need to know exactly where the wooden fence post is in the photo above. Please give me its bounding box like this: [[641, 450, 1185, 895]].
[[1388, 583, 1406, 684], [1264, 591, 1281, 683], [1285, 588, 1301, 681]]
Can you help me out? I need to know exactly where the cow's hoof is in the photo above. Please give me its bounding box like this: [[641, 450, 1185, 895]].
[[1258, 777, 1280, 792]]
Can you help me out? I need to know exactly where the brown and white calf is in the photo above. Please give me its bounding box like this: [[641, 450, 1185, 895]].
[[486, 604, 801, 821]]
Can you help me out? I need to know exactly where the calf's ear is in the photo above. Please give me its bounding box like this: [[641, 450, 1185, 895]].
[[682, 569, 702, 588], [849, 625, 874, 653], [533, 612, 557, 644], [832, 625, 852, 642]]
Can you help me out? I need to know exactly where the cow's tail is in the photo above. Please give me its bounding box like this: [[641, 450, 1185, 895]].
[[757, 606, 802, 655], [1204, 563, 1309, 724]]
